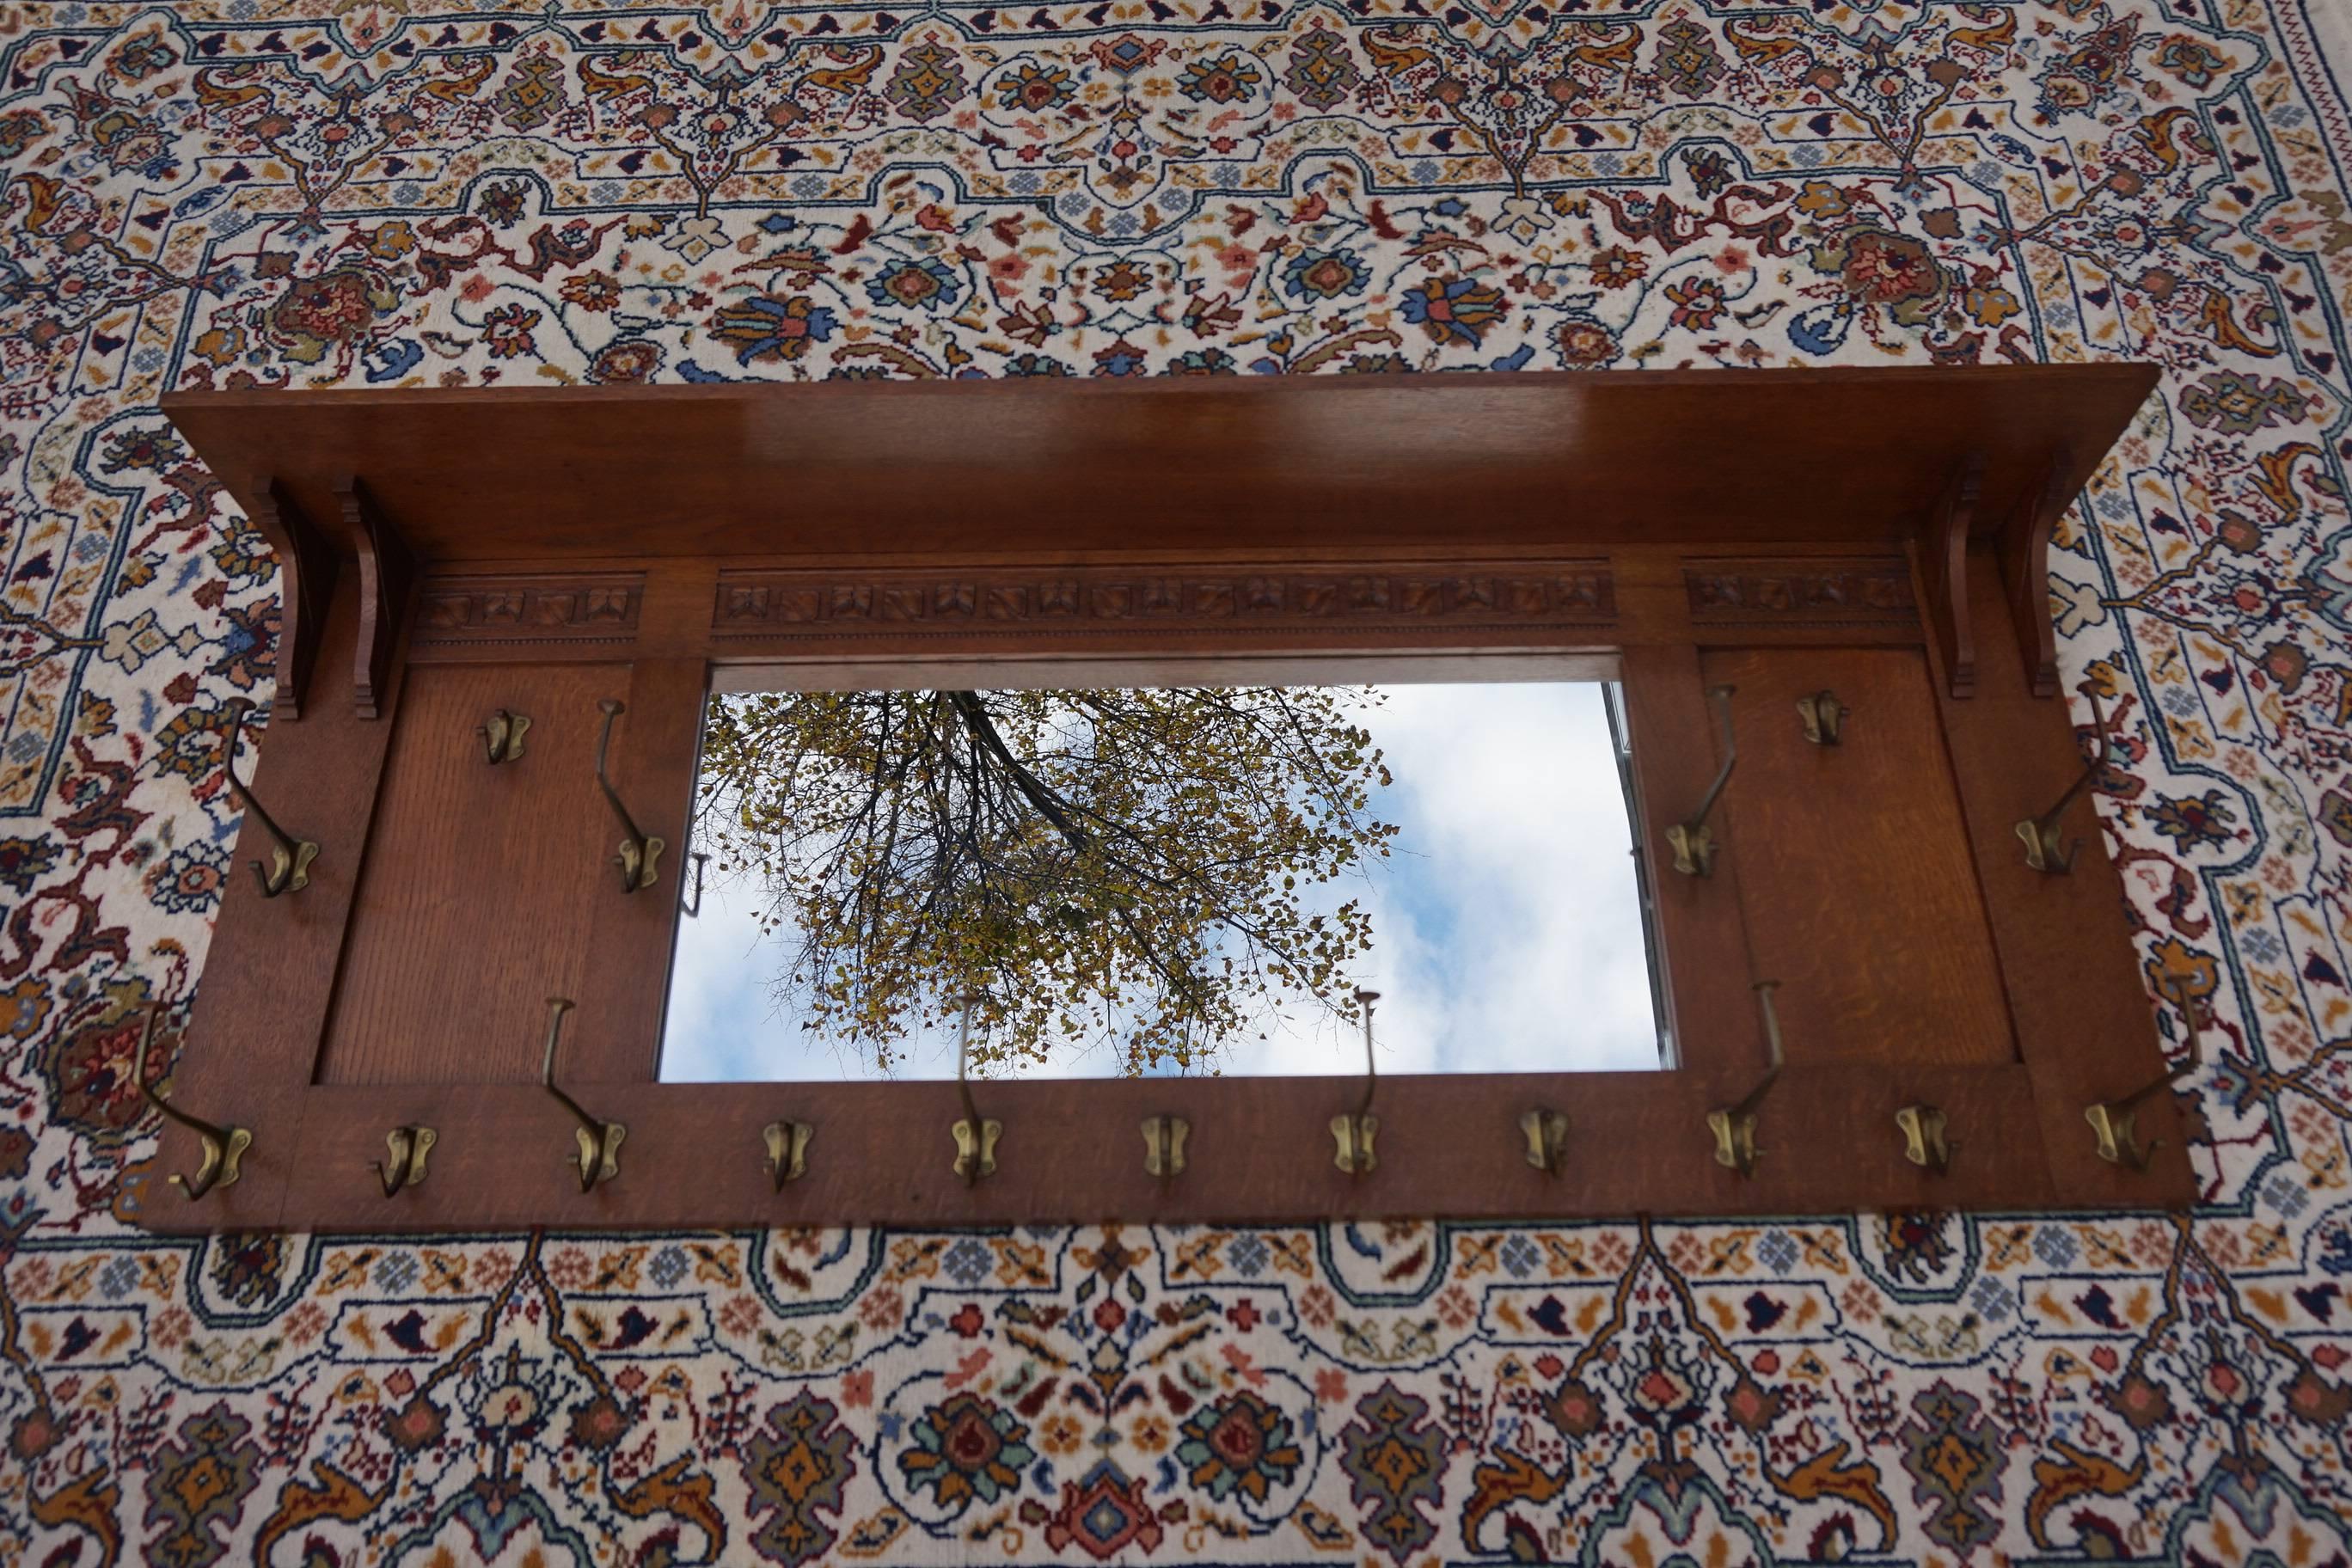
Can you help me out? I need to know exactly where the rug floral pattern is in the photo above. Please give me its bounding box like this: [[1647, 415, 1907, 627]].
[[2, 0, 2350, 1560]]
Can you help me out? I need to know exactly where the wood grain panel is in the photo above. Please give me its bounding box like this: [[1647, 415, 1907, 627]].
[[181, 1063, 2059, 1233], [1703, 648, 2013, 1068], [316, 664, 628, 1085], [162, 367, 2156, 563]]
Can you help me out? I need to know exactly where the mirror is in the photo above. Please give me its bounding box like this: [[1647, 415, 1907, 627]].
[[660, 666, 1663, 1082]]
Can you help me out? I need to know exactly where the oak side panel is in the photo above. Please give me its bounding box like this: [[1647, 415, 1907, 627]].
[[1702, 647, 2013, 1067], [1926, 551, 2194, 1206], [315, 664, 621, 1084], [162, 569, 404, 1222], [1619, 646, 1763, 1073]]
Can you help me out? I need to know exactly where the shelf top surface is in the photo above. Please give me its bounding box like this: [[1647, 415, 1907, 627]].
[[163, 364, 2159, 563]]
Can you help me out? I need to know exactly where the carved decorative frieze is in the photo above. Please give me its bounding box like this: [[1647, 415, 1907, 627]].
[[413, 575, 645, 645], [712, 564, 1614, 639], [1683, 560, 1915, 625]]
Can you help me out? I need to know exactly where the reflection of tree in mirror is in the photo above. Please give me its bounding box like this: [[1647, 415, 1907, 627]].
[[693, 688, 1397, 1075]]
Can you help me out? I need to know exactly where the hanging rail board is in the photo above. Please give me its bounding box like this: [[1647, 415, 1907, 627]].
[[127, 365, 2194, 1233]]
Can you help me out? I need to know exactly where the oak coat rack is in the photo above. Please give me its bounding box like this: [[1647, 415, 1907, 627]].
[[138, 365, 2195, 1233]]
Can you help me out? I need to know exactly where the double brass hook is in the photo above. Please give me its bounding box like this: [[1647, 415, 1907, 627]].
[[221, 698, 317, 898], [1707, 982, 1784, 1177], [950, 999, 1002, 1184], [479, 708, 530, 765], [1667, 685, 1737, 877], [1796, 690, 1847, 746], [763, 1118, 812, 1190], [541, 998, 624, 1191], [2086, 977, 2205, 1170], [1142, 1113, 1189, 1178], [2017, 689, 2114, 873], [375, 1125, 437, 1196], [595, 699, 665, 894], [1331, 988, 1381, 1176], [1521, 1106, 1569, 1176], [1895, 1103, 1952, 1173], [134, 1005, 250, 1201]]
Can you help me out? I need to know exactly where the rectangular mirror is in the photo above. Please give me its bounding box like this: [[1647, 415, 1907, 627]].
[[660, 665, 1663, 1082]]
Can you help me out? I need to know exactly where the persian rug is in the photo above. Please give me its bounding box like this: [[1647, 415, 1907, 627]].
[[3, 0, 2350, 1560]]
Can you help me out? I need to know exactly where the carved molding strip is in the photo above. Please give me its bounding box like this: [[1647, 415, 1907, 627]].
[[414, 575, 646, 646], [1683, 560, 1915, 625], [713, 563, 1614, 639]]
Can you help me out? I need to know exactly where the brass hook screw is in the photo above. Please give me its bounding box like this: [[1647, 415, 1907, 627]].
[[1667, 685, 1738, 877], [2018, 689, 2115, 874], [1796, 690, 1847, 745], [134, 1004, 251, 1201], [1331, 987, 1381, 1176], [2086, 977, 2204, 1169], [540, 997, 624, 1191], [594, 699, 665, 893], [479, 708, 530, 765], [1142, 1113, 1189, 1178], [763, 1118, 812, 1190], [1706, 981, 1783, 1177], [373, 1125, 437, 1196], [221, 698, 319, 898], [951, 996, 1001, 1184]]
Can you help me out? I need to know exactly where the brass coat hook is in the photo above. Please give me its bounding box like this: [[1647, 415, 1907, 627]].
[[594, 699, 665, 893], [1896, 1104, 1951, 1173], [375, 1125, 437, 1196], [1521, 1108, 1569, 1176], [1331, 988, 1381, 1176], [479, 708, 530, 764], [221, 697, 318, 898], [540, 998, 624, 1191], [763, 1118, 812, 1190], [679, 851, 708, 918], [1707, 981, 1784, 1177], [951, 1000, 1002, 1184], [1796, 690, 1847, 745], [134, 1005, 251, 1201], [1667, 684, 1737, 877], [1142, 1115, 1189, 1178], [2017, 689, 2113, 873], [2086, 978, 2203, 1170]]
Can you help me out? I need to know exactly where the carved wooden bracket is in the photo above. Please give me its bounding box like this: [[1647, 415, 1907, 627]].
[[2000, 448, 2073, 701], [1918, 454, 1983, 699], [243, 478, 339, 721], [1917, 449, 2073, 701], [334, 475, 414, 720]]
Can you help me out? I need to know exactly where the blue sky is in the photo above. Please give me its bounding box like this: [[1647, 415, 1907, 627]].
[[658, 681, 1660, 1081]]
